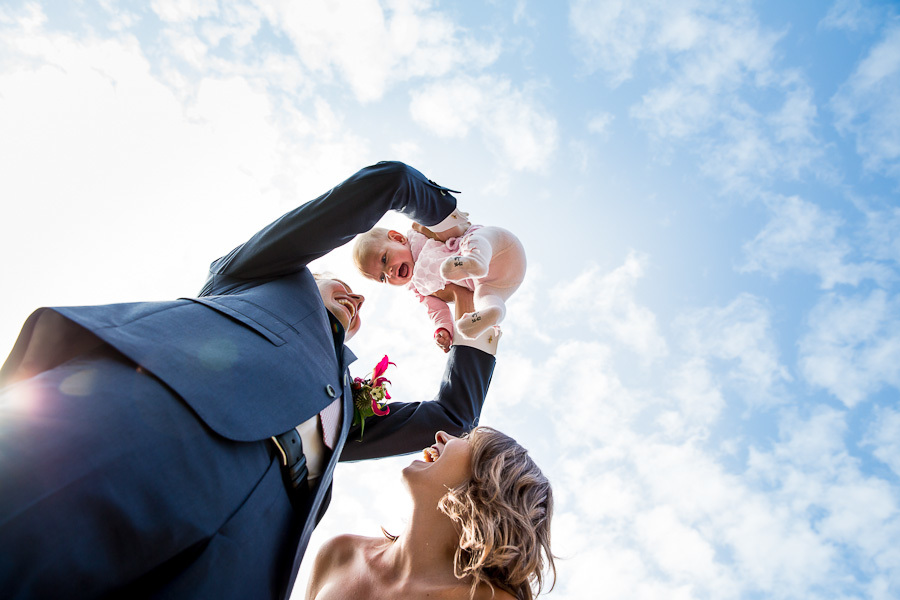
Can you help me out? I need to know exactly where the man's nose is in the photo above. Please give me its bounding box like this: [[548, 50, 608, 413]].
[[352, 293, 364, 310]]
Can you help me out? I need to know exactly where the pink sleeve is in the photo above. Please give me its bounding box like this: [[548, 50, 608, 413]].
[[416, 292, 454, 340]]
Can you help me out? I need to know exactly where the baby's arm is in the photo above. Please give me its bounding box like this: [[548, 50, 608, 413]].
[[416, 293, 455, 353], [415, 284, 476, 353]]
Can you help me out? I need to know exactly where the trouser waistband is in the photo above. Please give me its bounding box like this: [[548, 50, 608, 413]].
[[270, 429, 310, 512]]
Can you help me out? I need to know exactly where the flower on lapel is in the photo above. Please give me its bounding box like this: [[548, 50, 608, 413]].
[[351, 355, 395, 440]]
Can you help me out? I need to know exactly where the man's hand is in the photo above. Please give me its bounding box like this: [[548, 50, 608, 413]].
[[412, 209, 471, 242], [434, 328, 452, 353], [431, 284, 475, 320], [411, 221, 441, 241]]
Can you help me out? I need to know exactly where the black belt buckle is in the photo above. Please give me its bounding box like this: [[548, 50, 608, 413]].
[[271, 429, 309, 511]]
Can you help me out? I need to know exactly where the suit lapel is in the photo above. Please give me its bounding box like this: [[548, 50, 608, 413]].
[[280, 344, 355, 599]]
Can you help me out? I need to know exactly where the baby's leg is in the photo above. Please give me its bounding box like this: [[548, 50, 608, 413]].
[[450, 228, 526, 339], [456, 283, 517, 339], [440, 230, 494, 282]]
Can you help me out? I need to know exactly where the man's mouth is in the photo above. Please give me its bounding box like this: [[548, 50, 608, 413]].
[[336, 298, 356, 319]]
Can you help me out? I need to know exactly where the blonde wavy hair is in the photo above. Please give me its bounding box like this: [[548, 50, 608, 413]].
[[438, 427, 556, 600]]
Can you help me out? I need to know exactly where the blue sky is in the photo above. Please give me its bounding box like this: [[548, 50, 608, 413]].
[[2, 1, 900, 598]]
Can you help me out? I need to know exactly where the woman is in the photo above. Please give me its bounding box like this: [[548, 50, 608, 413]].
[[305, 427, 556, 600]]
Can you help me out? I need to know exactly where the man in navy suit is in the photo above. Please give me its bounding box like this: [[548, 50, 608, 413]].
[[0, 161, 498, 599]]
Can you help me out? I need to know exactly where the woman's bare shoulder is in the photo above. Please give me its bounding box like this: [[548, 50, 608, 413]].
[[316, 534, 376, 565], [475, 584, 517, 600], [306, 535, 383, 599]]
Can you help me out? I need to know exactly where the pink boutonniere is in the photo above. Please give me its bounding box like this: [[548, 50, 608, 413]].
[[351, 355, 394, 440]]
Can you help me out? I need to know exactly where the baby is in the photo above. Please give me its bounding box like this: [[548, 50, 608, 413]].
[[353, 209, 526, 352]]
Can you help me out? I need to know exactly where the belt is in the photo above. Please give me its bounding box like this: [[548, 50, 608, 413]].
[[270, 429, 310, 512]]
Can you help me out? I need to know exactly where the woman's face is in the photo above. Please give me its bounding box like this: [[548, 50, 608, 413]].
[[403, 431, 473, 491]]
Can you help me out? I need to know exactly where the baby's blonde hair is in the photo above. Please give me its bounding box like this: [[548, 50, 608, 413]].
[[439, 427, 556, 600], [352, 227, 390, 279]]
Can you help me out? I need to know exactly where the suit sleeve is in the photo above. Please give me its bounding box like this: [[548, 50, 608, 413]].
[[338, 345, 495, 462], [199, 161, 458, 295]]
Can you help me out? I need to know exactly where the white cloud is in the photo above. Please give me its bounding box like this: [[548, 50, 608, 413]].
[[569, 0, 649, 86], [587, 111, 614, 136], [553, 252, 668, 361], [151, 0, 218, 23], [747, 407, 900, 588], [675, 293, 790, 408], [572, 0, 830, 192], [117, 1, 501, 104], [799, 289, 900, 407], [501, 264, 554, 345], [635, 505, 720, 583], [0, 7, 370, 348], [251, 0, 499, 102], [660, 357, 725, 438], [864, 406, 900, 478], [832, 24, 900, 179], [409, 75, 558, 171], [741, 194, 889, 289], [546, 426, 880, 599], [819, 0, 883, 33], [862, 203, 900, 266], [545, 340, 642, 447], [571, 0, 780, 90]]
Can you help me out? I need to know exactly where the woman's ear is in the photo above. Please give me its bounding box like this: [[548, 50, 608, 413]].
[[387, 230, 408, 245]]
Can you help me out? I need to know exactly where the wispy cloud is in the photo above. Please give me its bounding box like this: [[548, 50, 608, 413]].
[[799, 289, 900, 407], [832, 23, 900, 180], [409, 74, 559, 171], [251, 0, 499, 103], [0, 5, 371, 325], [553, 251, 668, 361], [863, 406, 900, 477], [151, 0, 218, 23], [819, 0, 884, 33], [142, 1, 502, 103], [587, 111, 614, 137], [861, 203, 900, 266], [675, 293, 791, 408], [740, 194, 890, 289], [571, 0, 829, 193], [748, 407, 900, 593]]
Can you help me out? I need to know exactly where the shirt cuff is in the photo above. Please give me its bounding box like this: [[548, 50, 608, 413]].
[[430, 208, 470, 233], [452, 326, 501, 356]]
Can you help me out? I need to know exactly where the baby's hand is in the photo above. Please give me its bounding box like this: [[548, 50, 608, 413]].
[[434, 328, 452, 353]]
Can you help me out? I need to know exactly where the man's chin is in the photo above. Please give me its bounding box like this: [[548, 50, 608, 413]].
[[345, 318, 361, 340]]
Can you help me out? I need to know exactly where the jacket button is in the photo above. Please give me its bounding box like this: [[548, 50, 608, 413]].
[[326, 384, 336, 398]]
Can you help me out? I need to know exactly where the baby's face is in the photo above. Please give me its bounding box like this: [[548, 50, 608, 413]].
[[362, 231, 414, 286]]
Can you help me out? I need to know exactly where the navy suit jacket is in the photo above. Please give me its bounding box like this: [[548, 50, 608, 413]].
[[0, 161, 495, 598]]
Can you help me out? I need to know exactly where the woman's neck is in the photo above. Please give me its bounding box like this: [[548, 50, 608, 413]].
[[381, 497, 463, 584]]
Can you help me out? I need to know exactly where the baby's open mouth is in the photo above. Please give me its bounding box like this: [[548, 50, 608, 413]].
[[399, 263, 409, 279]]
